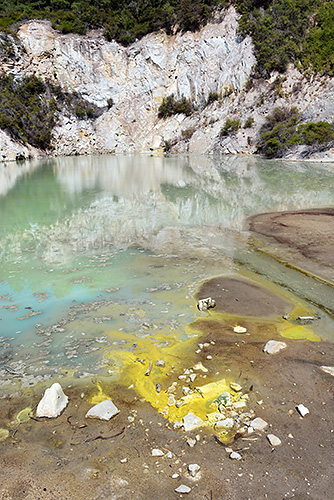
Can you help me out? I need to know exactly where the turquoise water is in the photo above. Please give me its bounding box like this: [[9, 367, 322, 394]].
[[0, 154, 334, 393]]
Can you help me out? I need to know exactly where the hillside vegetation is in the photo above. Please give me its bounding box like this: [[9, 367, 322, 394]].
[[0, 1, 333, 76]]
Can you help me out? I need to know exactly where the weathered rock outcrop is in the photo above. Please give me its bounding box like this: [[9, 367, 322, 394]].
[[0, 6, 333, 161]]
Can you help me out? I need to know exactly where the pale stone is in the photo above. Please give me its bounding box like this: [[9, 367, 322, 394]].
[[183, 412, 204, 432], [296, 404, 309, 417], [230, 382, 242, 392], [152, 448, 164, 457], [36, 382, 68, 418], [320, 366, 334, 376], [175, 485, 191, 494], [267, 434, 282, 446], [233, 325, 247, 333], [229, 451, 242, 460], [250, 417, 268, 431], [214, 418, 234, 430], [188, 463, 201, 477], [263, 340, 287, 355], [85, 399, 119, 420]]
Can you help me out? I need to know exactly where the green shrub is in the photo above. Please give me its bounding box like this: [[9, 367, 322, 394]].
[[256, 106, 300, 157], [220, 118, 240, 137], [158, 94, 194, 118], [181, 127, 195, 140], [243, 116, 254, 128], [299, 121, 334, 145], [257, 106, 334, 158], [206, 91, 219, 106]]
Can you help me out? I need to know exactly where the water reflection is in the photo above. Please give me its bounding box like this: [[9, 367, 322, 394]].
[[0, 154, 333, 394]]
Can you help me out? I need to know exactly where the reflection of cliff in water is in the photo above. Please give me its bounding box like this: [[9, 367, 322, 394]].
[[1, 155, 334, 264]]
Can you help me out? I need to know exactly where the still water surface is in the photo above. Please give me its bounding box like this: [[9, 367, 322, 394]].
[[1, 154, 334, 395]]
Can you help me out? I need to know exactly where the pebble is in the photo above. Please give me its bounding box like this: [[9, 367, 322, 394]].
[[263, 340, 287, 355], [250, 417, 268, 431], [214, 418, 234, 430], [152, 448, 164, 457], [172, 473, 179, 479], [267, 434, 282, 446], [186, 438, 197, 448], [229, 451, 242, 460], [85, 400, 119, 421], [183, 412, 204, 432], [188, 463, 201, 477], [175, 485, 191, 494], [296, 404, 309, 417]]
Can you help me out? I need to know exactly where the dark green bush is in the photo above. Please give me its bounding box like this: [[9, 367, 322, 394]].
[[243, 116, 254, 128], [158, 94, 194, 118], [220, 118, 240, 137], [0, 74, 102, 150], [256, 106, 300, 157], [299, 121, 334, 145], [257, 106, 334, 157], [206, 91, 220, 106]]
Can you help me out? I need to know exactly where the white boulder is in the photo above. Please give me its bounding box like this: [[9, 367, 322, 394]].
[[250, 417, 268, 431], [320, 366, 334, 376], [267, 434, 282, 446], [36, 382, 69, 418], [183, 412, 204, 432], [85, 399, 119, 420]]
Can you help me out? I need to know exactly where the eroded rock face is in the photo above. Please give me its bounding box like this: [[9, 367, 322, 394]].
[[0, 6, 333, 160]]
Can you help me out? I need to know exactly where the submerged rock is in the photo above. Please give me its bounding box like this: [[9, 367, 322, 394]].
[[36, 382, 69, 418], [85, 399, 119, 420], [175, 485, 191, 494], [197, 297, 216, 311]]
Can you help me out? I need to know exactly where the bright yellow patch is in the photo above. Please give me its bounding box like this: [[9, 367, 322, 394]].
[[279, 324, 320, 341]]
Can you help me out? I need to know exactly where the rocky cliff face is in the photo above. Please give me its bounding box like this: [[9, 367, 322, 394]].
[[0, 6, 333, 161]]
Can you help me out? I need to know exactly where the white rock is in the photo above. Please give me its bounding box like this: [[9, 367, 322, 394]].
[[188, 463, 201, 477], [85, 399, 119, 420], [320, 366, 334, 376], [186, 438, 197, 448], [263, 340, 287, 355], [250, 417, 268, 431], [229, 451, 242, 460], [36, 382, 68, 418], [267, 434, 282, 446], [175, 485, 191, 494], [214, 418, 234, 430], [166, 451, 173, 458], [172, 473, 179, 479], [152, 448, 164, 457], [296, 404, 309, 417], [183, 412, 204, 432]]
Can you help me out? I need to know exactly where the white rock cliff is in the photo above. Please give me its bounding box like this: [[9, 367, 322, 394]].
[[0, 6, 333, 161]]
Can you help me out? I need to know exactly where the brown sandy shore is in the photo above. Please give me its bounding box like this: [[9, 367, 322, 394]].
[[1, 210, 334, 500]]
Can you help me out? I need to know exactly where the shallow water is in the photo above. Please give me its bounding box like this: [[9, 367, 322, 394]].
[[1, 154, 334, 397]]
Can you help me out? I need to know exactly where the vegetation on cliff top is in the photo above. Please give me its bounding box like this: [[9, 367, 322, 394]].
[[0, 1, 332, 76]]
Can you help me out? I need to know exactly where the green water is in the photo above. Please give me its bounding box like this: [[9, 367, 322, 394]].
[[0, 154, 333, 394]]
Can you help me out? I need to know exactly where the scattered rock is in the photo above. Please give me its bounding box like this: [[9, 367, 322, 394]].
[[263, 340, 287, 355], [229, 451, 242, 460], [296, 404, 309, 417], [36, 382, 69, 418], [156, 360, 165, 367], [193, 362, 208, 372], [250, 417, 268, 431], [233, 325, 247, 334], [230, 382, 242, 392], [151, 448, 164, 457], [197, 297, 216, 311], [320, 366, 334, 376], [267, 434, 282, 446], [186, 438, 197, 448], [85, 399, 119, 420], [172, 473, 179, 479], [183, 412, 204, 432], [175, 485, 191, 494], [214, 418, 234, 430], [188, 463, 201, 477]]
